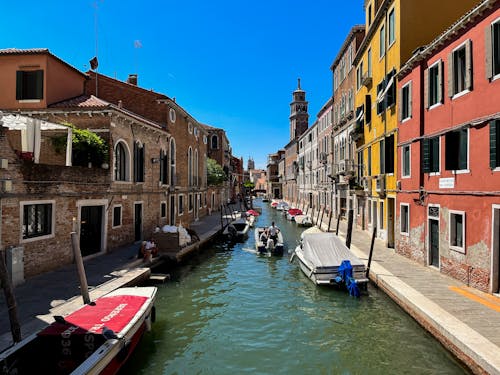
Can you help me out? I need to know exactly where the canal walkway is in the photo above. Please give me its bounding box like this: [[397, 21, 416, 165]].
[[326, 218, 500, 375], [0, 209, 226, 353]]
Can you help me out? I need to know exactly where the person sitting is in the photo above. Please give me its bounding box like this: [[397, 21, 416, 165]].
[[259, 230, 267, 243], [141, 240, 157, 263], [267, 222, 280, 243]]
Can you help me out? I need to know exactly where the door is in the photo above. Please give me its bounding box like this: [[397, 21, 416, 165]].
[[134, 203, 142, 242], [170, 195, 176, 225], [429, 219, 440, 267], [388, 198, 395, 248], [80, 206, 103, 257]]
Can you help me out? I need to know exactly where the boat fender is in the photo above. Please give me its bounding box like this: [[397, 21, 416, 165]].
[[289, 253, 295, 263]]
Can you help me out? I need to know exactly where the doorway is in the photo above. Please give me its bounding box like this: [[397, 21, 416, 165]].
[[387, 197, 395, 248], [429, 219, 440, 268], [134, 203, 142, 242], [492, 207, 500, 294], [80, 206, 103, 257]]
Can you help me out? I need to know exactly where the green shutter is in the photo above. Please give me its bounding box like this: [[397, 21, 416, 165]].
[[431, 137, 440, 172], [422, 138, 430, 173], [459, 128, 468, 170], [16, 71, 23, 100], [491, 121, 498, 169]]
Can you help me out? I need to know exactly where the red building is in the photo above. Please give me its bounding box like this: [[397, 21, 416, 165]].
[[396, 0, 500, 293]]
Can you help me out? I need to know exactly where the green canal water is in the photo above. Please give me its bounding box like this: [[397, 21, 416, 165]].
[[120, 199, 469, 375]]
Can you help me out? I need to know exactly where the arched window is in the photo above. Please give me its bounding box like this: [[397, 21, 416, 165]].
[[188, 147, 193, 186], [194, 149, 199, 187], [160, 148, 168, 185], [114, 141, 129, 181], [133, 141, 145, 182], [211, 135, 218, 149], [170, 138, 176, 186]]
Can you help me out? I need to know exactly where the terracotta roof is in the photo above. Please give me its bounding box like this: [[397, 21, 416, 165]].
[[50, 95, 111, 108]]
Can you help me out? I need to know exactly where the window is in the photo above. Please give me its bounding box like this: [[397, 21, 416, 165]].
[[365, 95, 371, 124], [388, 8, 395, 46], [357, 150, 364, 179], [490, 120, 500, 169], [114, 141, 128, 181], [194, 149, 199, 187], [113, 206, 122, 227], [400, 204, 409, 235], [376, 69, 396, 114], [356, 63, 363, 90], [379, 201, 384, 229], [445, 128, 468, 171], [400, 82, 412, 121], [133, 142, 145, 183], [486, 19, 500, 79], [211, 135, 219, 149], [402, 144, 410, 178], [380, 139, 385, 174], [385, 134, 394, 174], [188, 122, 193, 134], [16, 70, 43, 100], [160, 149, 168, 185], [188, 147, 193, 186], [367, 146, 372, 176], [169, 138, 176, 186], [448, 40, 472, 97], [178, 195, 184, 215], [367, 48, 372, 77], [367, 4, 372, 26], [161, 202, 167, 218], [422, 136, 440, 173], [22, 202, 53, 239], [379, 24, 386, 58], [169, 108, 176, 123], [427, 61, 442, 107], [189, 194, 193, 211], [449, 211, 465, 252]]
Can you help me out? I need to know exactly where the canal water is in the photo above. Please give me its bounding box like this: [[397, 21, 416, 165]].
[[120, 199, 469, 375]]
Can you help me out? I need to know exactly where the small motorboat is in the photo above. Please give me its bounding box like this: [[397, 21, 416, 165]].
[[291, 232, 368, 295], [286, 208, 303, 221], [223, 218, 250, 240], [276, 202, 289, 211], [0, 286, 157, 375], [254, 227, 285, 256], [294, 214, 313, 227], [246, 209, 260, 217]]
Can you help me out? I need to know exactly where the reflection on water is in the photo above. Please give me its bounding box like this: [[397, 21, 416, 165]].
[[120, 199, 469, 375]]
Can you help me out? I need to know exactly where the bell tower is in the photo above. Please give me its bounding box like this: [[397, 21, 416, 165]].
[[289, 78, 309, 140]]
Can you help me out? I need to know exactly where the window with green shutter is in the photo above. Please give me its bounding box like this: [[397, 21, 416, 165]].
[[16, 70, 44, 100], [422, 136, 440, 173], [490, 120, 500, 169]]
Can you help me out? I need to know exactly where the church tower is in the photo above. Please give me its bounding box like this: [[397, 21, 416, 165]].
[[289, 78, 309, 140], [247, 157, 255, 170]]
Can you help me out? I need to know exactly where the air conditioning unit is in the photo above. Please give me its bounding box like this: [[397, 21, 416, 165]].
[[376, 174, 386, 194]]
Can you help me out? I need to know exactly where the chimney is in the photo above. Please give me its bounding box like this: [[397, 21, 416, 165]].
[[127, 74, 138, 86]]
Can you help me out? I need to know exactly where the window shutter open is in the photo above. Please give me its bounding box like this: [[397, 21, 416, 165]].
[[424, 68, 429, 109], [490, 121, 497, 169], [398, 87, 402, 122], [408, 82, 413, 118], [448, 53, 454, 97], [465, 39, 473, 91], [485, 25, 493, 80], [422, 138, 430, 173], [438, 61, 443, 103], [16, 71, 23, 100], [459, 128, 468, 170]]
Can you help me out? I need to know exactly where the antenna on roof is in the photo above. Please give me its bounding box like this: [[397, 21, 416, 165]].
[[297, 78, 301, 90], [91, 0, 102, 96]]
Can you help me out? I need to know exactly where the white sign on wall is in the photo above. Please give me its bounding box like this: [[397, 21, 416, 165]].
[[439, 178, 455, 189]]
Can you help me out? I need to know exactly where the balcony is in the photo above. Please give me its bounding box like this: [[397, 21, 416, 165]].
[[361, 72, 372, 87]]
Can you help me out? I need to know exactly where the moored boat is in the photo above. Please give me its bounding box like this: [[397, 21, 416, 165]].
[[291, 232, 368, 295], [0, 286, 157, 375], [223, 217, 250, 240], [286, 208, 303, 221], [294, 214, 313, 227], [254, 227, 285, 256]]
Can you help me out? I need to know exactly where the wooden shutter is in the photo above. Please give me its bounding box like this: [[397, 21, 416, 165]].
[[438, 61, 443, 104], [16, 71, 23, 100], [398, 87, 403, 122], [424, 68, 429, 109], [408, 82, 413, 118], [431, 137, 440, 172], [465, 39, 473, 91], [422, 138, 430, 173], [485, 24, 493, 80], [490, 121, 497, 169], [448, 52, 454, 97], [459, 128, 468, 170]]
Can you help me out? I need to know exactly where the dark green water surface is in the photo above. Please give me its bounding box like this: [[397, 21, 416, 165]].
[[120, 199, 469, 375]]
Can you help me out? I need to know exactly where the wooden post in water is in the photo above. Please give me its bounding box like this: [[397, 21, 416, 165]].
[[345, 209, 354, 248], [71, 218, 90, 304], [335, 214, 341, 235], [319, 208, 325, 230], [327, 209, 333, 232], [0, 248, 22, 343], [366, 226, 377, 278], [220, 204, 224, 230]]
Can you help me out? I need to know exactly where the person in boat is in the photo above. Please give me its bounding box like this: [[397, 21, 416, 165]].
[[266, 222, 280, 243], [259, 230, 268, 243], [141, 240, 158, 262]]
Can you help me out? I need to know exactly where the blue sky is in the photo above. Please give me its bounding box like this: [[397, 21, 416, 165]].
[[2, 0, 364, 169]]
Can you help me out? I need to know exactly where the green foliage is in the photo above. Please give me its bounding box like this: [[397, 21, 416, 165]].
[[207, 158, 227, 186], [243, 181, 255, 189]]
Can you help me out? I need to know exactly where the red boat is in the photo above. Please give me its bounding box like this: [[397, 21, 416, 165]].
[[286, 208, 303, 221], [0, 287, 157, 375]]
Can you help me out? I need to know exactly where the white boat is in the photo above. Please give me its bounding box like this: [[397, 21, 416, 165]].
[[291, 232, 368, 294], [223, 217, 250, 240], [246, 214, 256, 228], [276, 202, 289, 211], [254, 227, 284, 256], [294, 214, 313, 227], [0, 286, 157, 375]]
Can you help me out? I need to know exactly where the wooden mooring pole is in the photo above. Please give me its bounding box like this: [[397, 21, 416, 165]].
[[335, 214, 341, 235], [0, 248, 22, 343], [319, 208, 325, 230], [345, 209, 354, 248], [327, 209, 333, 232], [71, 218, 90, 305], [366, 226, 377, 278], [220, 204, 224, 230]]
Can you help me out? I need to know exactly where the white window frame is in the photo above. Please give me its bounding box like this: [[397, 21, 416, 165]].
[[402, 144, 411, 178], [113, 139, 132, 183], [491, 18, 500, 81], [20, 200, 56, 243], [160, 201, 167, 219], [451, 40, 471, 99], [169, 108, 176, 123], [400, 203, 410, 236], [379, 24, 386, 59], [428, 60, 442, 110], [401, 81, 412, 122], [388, 7, 396, 48], [188, 193, 193, 213], [429, 136, 441, 176], [449, 210, 466, 253], [178, 194, 184, 216], [450, 128, 470, 175], [112, 204, 122, 228]]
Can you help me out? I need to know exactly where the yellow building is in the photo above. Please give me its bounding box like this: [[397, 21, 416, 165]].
[[353, 0, 478, 247]]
